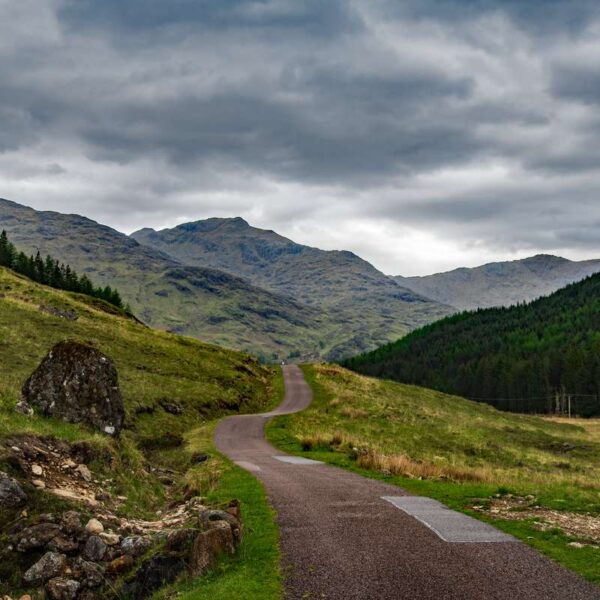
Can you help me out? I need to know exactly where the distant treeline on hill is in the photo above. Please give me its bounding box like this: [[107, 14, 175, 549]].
[[344, 273, 600, 417], [0, 229, 125, 309]]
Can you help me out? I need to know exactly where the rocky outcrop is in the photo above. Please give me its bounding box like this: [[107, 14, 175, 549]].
[[22, 341, 125, 435], [0, 470, 27, 507]]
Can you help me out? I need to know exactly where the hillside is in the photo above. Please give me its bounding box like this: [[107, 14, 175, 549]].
[[0, 198, 328, 361], [132, 218, 451, 358], [0, 265, 282, 597], [395, 254, 600, 311], [267, 364, 600, 584], [345, 273, 600, 416]]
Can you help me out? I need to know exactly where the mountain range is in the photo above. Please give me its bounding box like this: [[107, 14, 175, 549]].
[[3, 197, 600, 361], [394, 254, 600, 311]]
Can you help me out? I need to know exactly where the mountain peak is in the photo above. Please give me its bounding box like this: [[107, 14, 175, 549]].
[[176, 217, 249, 234]]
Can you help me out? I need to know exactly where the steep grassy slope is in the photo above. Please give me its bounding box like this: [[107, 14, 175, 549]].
[[345, 273, 600, 415], [395, 254, 600, 311], [132, 218, 452, 359], [0, 266, 282, 596], [0, 198, 327, 360], [267, 365, 600, 584]]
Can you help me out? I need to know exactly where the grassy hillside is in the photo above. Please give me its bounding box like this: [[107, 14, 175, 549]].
[[0, 266, 281, 597], [395, 254, 600, 311], [345, 273, 600, 416], [132, 217, 452, 360], [267, 365, 600, 584], [0, 198, 327, 362]]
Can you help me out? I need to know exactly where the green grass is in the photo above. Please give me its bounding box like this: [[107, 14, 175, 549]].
[[266, 364, 600, 586], [0, 267, 282, 596], [158, 421, 282, 600]]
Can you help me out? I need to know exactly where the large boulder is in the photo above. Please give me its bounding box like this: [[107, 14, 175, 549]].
[[22, 341, 125, 435]]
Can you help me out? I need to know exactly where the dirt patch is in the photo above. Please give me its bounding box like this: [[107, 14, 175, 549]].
[[471, 495, 600, 545]]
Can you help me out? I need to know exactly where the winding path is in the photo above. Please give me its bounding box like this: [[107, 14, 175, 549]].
[[215, 365, 600, 599]]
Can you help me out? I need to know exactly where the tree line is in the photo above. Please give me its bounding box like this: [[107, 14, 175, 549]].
[[0, 229, 125, 309], [344, 273, 600, 417]]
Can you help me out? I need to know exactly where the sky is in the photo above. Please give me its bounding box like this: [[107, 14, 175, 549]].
[[1, 0, 600, 276]]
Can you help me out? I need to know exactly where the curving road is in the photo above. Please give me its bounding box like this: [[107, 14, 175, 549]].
[[215, 365, 600, 600]]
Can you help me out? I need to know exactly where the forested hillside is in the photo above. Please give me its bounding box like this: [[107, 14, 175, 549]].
[[345, 274, 600, 416]]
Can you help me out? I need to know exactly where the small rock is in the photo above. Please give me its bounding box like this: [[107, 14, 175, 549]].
[[70, 558, 105, 588], [569, 542, 586, 548], [0, 471, 27, 507], [83, 535, 107, 561], [19, 595, 33, 600], [76, 464, 92, 482], [122, 555, 186, 600], [120, 535, 152, 557], [48, 534, 80, 554], [46, 577, 81, 600], [32, 479, 46, 488], [200, 509, 242, 545], [15, 522, 61, 551], [62, 459, 76, 469], [15, 400, 34, 416], [23, 551, 67, 586], [189, 522, 235, 576], [190, 453, 209, 464], [106, 554, 134, 574], [165, 528, 197, 551], [60, 511, 84, 536], [85, 518, 104, 535], [99, 532, 120, 546], [31, 464, 43, 476]]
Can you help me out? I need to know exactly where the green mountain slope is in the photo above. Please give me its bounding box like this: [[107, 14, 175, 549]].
[[132, 218, 452, 358], [394, 254, 600, 311], [345, 273, 600, 416], [0, 198, 327, 360]]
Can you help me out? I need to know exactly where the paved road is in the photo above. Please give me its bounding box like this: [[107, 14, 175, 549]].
[[215, 365, 600, 600]]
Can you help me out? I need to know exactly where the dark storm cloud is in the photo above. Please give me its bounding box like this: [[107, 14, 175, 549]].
[[2, 0, 600, 274]]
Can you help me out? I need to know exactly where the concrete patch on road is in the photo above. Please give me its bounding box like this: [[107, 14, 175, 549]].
[[273, 455, 323, 465], [382, 496, 515, 543], [234, 460, 261, 472]]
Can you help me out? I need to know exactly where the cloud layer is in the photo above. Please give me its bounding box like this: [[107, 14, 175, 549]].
[[1, 0, 600, 274]]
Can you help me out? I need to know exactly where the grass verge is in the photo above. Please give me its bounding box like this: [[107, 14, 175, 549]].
[[266, 364, 600, 586]]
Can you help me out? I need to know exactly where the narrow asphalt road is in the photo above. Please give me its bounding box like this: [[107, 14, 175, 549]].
[[215, 365, 600, 600]]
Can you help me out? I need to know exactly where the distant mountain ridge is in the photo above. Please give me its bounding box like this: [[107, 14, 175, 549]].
[[394, 254, 600, 311], [131, 217, 451, 358], [0, 199, 450, 360]]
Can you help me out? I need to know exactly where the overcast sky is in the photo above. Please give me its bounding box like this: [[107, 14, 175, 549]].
[[1, 1, 600, 275]]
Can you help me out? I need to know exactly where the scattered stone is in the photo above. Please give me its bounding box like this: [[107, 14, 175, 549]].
[[76, 464, 92, 482], [32, 479, 46, 489], [22, 340, 125, 436], [85, 518, 104, 535], [106, 554, 134, 574], [159, 399, 184, 415], [568, 541, 586, 548], [122, 555, 187, 600], [165, 528, 197, 552], [48, 534, 80, 554], [62, 459, 76, 469], [0, 471, 27, 507], [200, 509, 242, 545], [39, 304, 79, 321], [190, 453, 209, 464], [71, 558, 105, 588], [14, 400, 34, 416], [31, 464, 43, 476], [100, 532, 120, 546], [189, 521, 235, 576], [16, 523, 61, 551], [51, 487, 99, 507], [46, 577, 81, 600], [23, 551, 67, 586], [83, 535, 107, 562], [120, 535, 152, 557], [60, 511, 84, 537]]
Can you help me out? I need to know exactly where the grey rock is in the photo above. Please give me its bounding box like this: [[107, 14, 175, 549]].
[[46, 576, 81, 600], [71, 557, 105, 588], [22, 340, 125, 435], [189, 522, 235, 577], [0, 470, 27, 507], [200, 509, 242, 545], [120, 535, 152, 557], [83, 535, 107, 562], [122, 555, 186, 600], [14, 399, 34, 415], [23, 551, 67, 585], [60, 510, 84, 537], [16, 523, 61, 551]]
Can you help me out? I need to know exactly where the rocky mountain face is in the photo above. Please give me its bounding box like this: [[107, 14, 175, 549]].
[[132, 218, 451, 359], [394, 254, 600, 311], [0, 198, 327, 360]]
